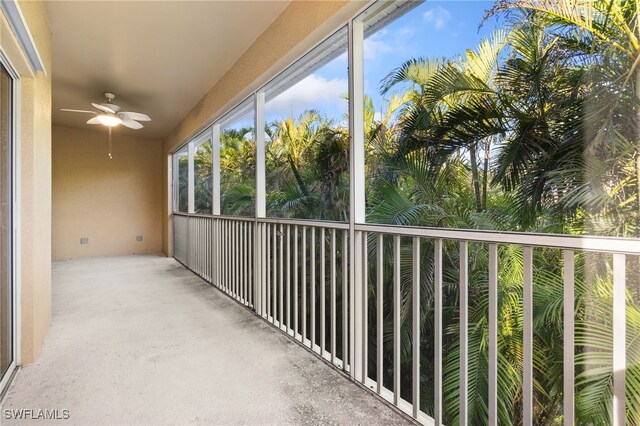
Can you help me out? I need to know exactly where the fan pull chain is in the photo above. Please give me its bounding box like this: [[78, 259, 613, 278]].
[[108, 126, 113, 159]]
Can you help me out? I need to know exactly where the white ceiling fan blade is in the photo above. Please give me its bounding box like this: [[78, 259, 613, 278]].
[[121, 118, 143, 129], [92, 103, 116, 114], [104, 102, 120, 112], [87, 117, 102, 125], [61, 108, 96, 114], [118, 111, 151, 122]]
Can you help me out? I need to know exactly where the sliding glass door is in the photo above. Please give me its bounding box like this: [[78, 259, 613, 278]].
[[0, 62, 15, 393]]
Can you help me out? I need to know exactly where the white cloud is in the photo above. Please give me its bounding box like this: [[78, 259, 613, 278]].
[[363, 26, 419, 60], [364, 29, 393, 60], [265, 74, 347, 120], [423, 6, 451, 30]]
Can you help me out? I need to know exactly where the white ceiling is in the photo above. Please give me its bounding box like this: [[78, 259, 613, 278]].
[[45, 1, 290, 140]]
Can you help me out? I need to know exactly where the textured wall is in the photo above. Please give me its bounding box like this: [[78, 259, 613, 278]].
[[52, 126, 163, 260]]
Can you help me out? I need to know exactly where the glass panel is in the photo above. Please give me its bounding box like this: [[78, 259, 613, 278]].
[[175, 150, 188, 213], [263, 27, 349, 222], [194, 138, 212, 214], [0, 64, 12, 380], [361, 0, 639, 239], [220, 99, 255, 217]]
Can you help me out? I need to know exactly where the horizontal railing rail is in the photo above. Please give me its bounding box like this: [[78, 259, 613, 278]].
[[257, 217, 350, 230], [355, 223, 640, 255]]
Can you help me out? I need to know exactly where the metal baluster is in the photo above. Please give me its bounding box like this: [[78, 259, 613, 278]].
[[342, 229, 348, 371], [321, 227, 326, 356], [302, 227, 307, 344], [460, 241, 469, 425], [377, 234, 384, 394], [287, 225, 291, 333], [523, 246, 533, 426], [612, 254, 626, 425], [563, 250, 575, 426], [393, 235, 401, 405], [311, 227, 316, 350], [412, 236, 420, 419], [294, 226, 299, 339], [434, 239, 442, 424], [488, 244, 498, 425]]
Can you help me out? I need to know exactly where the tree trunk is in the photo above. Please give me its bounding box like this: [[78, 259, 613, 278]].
[[469, 142, 482, 212], [633, 67, 640, 303], [636, 67, 640, 234], [482, 137, 491, 210]]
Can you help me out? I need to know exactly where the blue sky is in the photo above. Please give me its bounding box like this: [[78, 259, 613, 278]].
[[228, 1, 499, 130]]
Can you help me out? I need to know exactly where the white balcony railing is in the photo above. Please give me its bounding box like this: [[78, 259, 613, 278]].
[[173, 212, 639, 425]]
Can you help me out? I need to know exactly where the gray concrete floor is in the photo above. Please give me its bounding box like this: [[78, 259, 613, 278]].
[[2, 255, 409, 425]]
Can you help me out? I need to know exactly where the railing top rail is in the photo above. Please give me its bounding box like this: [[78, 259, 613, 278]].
[[173, 212, 215, 219], [173, 212, 254, 222], [257, 217, 349, 230], [215, 214, 255, 222], [175, 212, 639, 254], [355, 223, 640, 255]]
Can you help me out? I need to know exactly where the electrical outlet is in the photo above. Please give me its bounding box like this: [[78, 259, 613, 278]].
[[136, 235, 143, 242], [80, 237, 88, 245]]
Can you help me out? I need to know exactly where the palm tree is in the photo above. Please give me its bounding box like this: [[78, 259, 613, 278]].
[[490, 0, 640, 237], [381, 30, 509, 213], [220, 126, 255, 216], [193, 140, 213, 214], [266, 111, 349, 221]]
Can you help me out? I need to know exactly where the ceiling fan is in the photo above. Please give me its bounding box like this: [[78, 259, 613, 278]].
[[61, 92, 151, 129]]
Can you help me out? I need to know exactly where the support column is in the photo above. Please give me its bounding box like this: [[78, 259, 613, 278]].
[[187, 141, 195, 214], [211, 125, 220, 287], [255, 92, 266, 316], [212, 124, 221, 216], [348, 18, 365, 381]]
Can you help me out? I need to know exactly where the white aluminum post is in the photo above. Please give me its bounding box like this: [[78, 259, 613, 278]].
[[210, 125, 219, 289], [172, 153, 179, 213], [255, 92, 266, 316], [255, 92, 266, 218], [186, 142, 195, 270], [212, 124, 221, 216], [187, 141, 195, 214], [348, 17, 365, 382]]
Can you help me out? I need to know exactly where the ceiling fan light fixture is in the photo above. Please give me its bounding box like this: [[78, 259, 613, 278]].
[[62, 93, 150, 130], [97, 114, 122, 127]]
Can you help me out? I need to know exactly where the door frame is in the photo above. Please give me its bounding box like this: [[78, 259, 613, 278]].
[[0, 46, 21, 397]]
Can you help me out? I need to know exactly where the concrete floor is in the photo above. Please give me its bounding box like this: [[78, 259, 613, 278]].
[[2, 255, 409, 425]]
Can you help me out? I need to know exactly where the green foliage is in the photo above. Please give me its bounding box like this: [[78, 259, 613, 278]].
[[265, 111, 350, 221]]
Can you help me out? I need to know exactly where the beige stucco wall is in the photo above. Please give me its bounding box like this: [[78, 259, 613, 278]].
[[0, 0, 53, 364], [52, 126, 163, 260], [162, 0, 368, 256]]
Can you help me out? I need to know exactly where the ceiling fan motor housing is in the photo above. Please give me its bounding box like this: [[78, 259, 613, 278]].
[[102, 92, 120, 112]]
